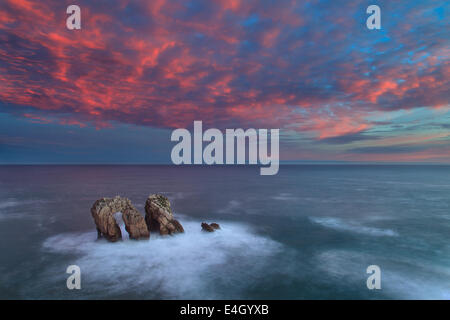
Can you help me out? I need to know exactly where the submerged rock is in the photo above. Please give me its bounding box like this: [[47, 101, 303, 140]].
[[91, 196, 149, 242], [145, 194, 184, 235], [201, 222, 215, 232], [210, 223, 220, 230]]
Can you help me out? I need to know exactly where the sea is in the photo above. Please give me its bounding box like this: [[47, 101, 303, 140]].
[[0, 165, 449, 299]]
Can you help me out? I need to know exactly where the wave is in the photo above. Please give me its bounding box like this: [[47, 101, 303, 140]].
[[0, 200, 20, 210], [309, 217, 398, 237], [0, 199, 49, 220], [315, 249, 450, 300], [41, 219, 283, 299], [217, 200, 242, 214], [272, 193, 296, 201]]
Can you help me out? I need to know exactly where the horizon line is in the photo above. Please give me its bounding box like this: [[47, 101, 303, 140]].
[[1, 162, 449, 166]]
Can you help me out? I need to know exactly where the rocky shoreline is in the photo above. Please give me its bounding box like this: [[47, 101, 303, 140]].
[[91, 194, 219, 242]]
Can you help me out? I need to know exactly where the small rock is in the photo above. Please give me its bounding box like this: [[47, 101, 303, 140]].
[[210, 223, 220, 230], [201, 222, 215, 232]]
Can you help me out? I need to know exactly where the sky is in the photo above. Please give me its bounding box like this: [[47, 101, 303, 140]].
[[0, 0, 449, 164]]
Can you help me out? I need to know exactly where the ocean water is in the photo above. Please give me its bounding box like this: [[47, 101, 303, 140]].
[[0, 165, 449, 299]]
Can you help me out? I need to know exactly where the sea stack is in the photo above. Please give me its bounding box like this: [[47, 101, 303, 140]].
[[145, 194, 184, 235], [91, 196, 150, 242]]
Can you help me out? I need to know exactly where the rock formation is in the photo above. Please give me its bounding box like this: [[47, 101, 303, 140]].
[[91, 196, 150, 242], [210, 223, 220, 230], [201, 222, 220, 232], [145, 194, 184, 235], [201, 222, 215, 232]]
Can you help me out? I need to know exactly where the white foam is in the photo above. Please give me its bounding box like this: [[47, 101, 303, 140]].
[[0, 200, 19, 210], [0, 199, 48, 220], [217, 200, 242, 214], [272, 193, 296, 201], [310, 217, 398, 237], [42, 219, 282, 299], [0, 199, 22, 220], [315, 249, 450, 300]]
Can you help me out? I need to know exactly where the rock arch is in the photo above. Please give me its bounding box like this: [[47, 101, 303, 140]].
[[91, 196, 150, 242]]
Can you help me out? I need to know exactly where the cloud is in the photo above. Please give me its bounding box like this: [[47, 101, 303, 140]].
[[0, 0, 448, 162], [320, 133, 381, 145]]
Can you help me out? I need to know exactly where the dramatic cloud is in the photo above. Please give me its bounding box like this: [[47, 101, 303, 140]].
[[0, 0, 448, 163]]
